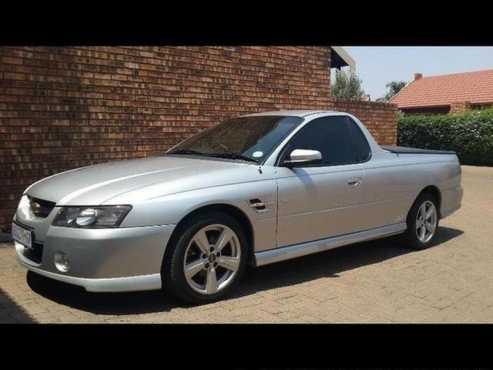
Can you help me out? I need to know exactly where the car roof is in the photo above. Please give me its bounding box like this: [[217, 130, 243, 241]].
[[241, 110, 341, 118]]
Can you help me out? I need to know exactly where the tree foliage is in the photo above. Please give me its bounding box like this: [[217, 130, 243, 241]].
[[331, 69, 365, 100], [383, 81, 407, 101]]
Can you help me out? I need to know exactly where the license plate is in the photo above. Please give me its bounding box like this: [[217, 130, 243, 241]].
[[12, 222, 33, 248]]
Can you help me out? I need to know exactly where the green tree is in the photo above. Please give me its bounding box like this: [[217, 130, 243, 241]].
[[383, 80, 407, 101], [331, 69, 365, 100]]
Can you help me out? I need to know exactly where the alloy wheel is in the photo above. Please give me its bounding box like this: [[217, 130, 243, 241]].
[[415, 200, 437, 243], [183, 224, 241, 295]]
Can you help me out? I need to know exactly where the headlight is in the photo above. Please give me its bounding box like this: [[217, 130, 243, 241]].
[[16, 195, 31, 217], [52, 205, 132, 228]]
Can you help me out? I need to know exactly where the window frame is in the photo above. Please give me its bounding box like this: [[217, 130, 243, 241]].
[[275, 114, 372, 167]]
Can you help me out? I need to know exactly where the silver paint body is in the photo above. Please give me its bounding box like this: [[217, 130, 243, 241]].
[[14, 111, 463, 292]]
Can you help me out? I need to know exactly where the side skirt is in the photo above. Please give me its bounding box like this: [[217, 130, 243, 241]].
[[254, 223, 407, 267]]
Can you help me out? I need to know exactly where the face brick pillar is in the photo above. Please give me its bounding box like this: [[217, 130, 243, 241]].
[[450, 101, 471, 114]]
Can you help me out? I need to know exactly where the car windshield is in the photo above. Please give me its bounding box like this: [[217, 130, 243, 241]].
[[167, 115, 304, 163]]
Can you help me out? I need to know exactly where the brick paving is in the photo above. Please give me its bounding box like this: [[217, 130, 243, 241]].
[[1, 165, 492, 323]]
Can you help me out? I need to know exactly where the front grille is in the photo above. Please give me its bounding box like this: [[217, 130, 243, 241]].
[[22, 241, 44, 264], [29, 196, 55, 218]]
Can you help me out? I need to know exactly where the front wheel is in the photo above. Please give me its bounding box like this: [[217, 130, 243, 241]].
[[162, 212, 248, 304], [402, 193, 439, 250]]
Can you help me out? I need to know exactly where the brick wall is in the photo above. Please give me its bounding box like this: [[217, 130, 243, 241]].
[[0, 46, 396, 231], [450, 101, 471, 114], [331, 98, 398, 145]]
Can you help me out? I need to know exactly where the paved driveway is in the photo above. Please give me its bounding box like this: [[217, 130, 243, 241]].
[[1, 165, 492, 323]]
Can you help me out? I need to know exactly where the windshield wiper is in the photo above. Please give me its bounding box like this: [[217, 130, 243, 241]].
[[168, 149, 207, 156], [207, 152, 259, 163], [169, 149, 259, 163]]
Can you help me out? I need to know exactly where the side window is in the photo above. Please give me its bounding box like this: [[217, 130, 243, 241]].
[[283, 116, 356, 166], [345, 117, 371, 162]]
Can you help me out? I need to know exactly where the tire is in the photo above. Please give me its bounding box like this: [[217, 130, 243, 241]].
[[402, 193, 440, 250], [162, 211, 248, 304]]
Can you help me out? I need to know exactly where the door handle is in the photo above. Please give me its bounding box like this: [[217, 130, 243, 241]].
[[347, 178, 362, 187], [249, 199, 267, 211]]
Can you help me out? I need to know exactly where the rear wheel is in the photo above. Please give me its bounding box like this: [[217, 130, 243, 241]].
[[402, 193, 439, 250], [162, 212, 248, 304]]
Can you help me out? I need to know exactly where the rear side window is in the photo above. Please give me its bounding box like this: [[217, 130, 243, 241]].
[[280, 115, 371, 166]]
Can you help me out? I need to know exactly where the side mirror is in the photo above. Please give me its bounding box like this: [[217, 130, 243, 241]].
[[283, 149, 322, 167]]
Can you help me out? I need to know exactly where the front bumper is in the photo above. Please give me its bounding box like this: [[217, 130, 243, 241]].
[[15, 223, 175, 292]]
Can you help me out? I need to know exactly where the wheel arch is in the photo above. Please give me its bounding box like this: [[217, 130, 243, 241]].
[[163, 203, 255, 266], [412, 185, 442, 219]]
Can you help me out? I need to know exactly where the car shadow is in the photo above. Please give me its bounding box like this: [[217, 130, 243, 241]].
[[26, 226, 464, 316], [232, 226, 464, 300], [0, 286, 36, 323]]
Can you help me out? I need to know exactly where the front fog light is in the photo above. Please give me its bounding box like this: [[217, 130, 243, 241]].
[[54, 252, 70, 273]]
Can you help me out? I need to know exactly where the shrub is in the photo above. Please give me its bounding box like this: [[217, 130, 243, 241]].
[[398, 109, 493, 166]]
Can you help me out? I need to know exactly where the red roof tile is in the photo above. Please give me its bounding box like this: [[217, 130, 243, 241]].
[[390, 69, 493, 108]]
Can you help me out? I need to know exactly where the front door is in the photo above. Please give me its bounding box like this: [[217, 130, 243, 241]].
[[275, 115, 372, 247]]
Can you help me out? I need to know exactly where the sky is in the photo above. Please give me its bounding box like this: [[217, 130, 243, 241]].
[[340, 47, 493, 101]]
